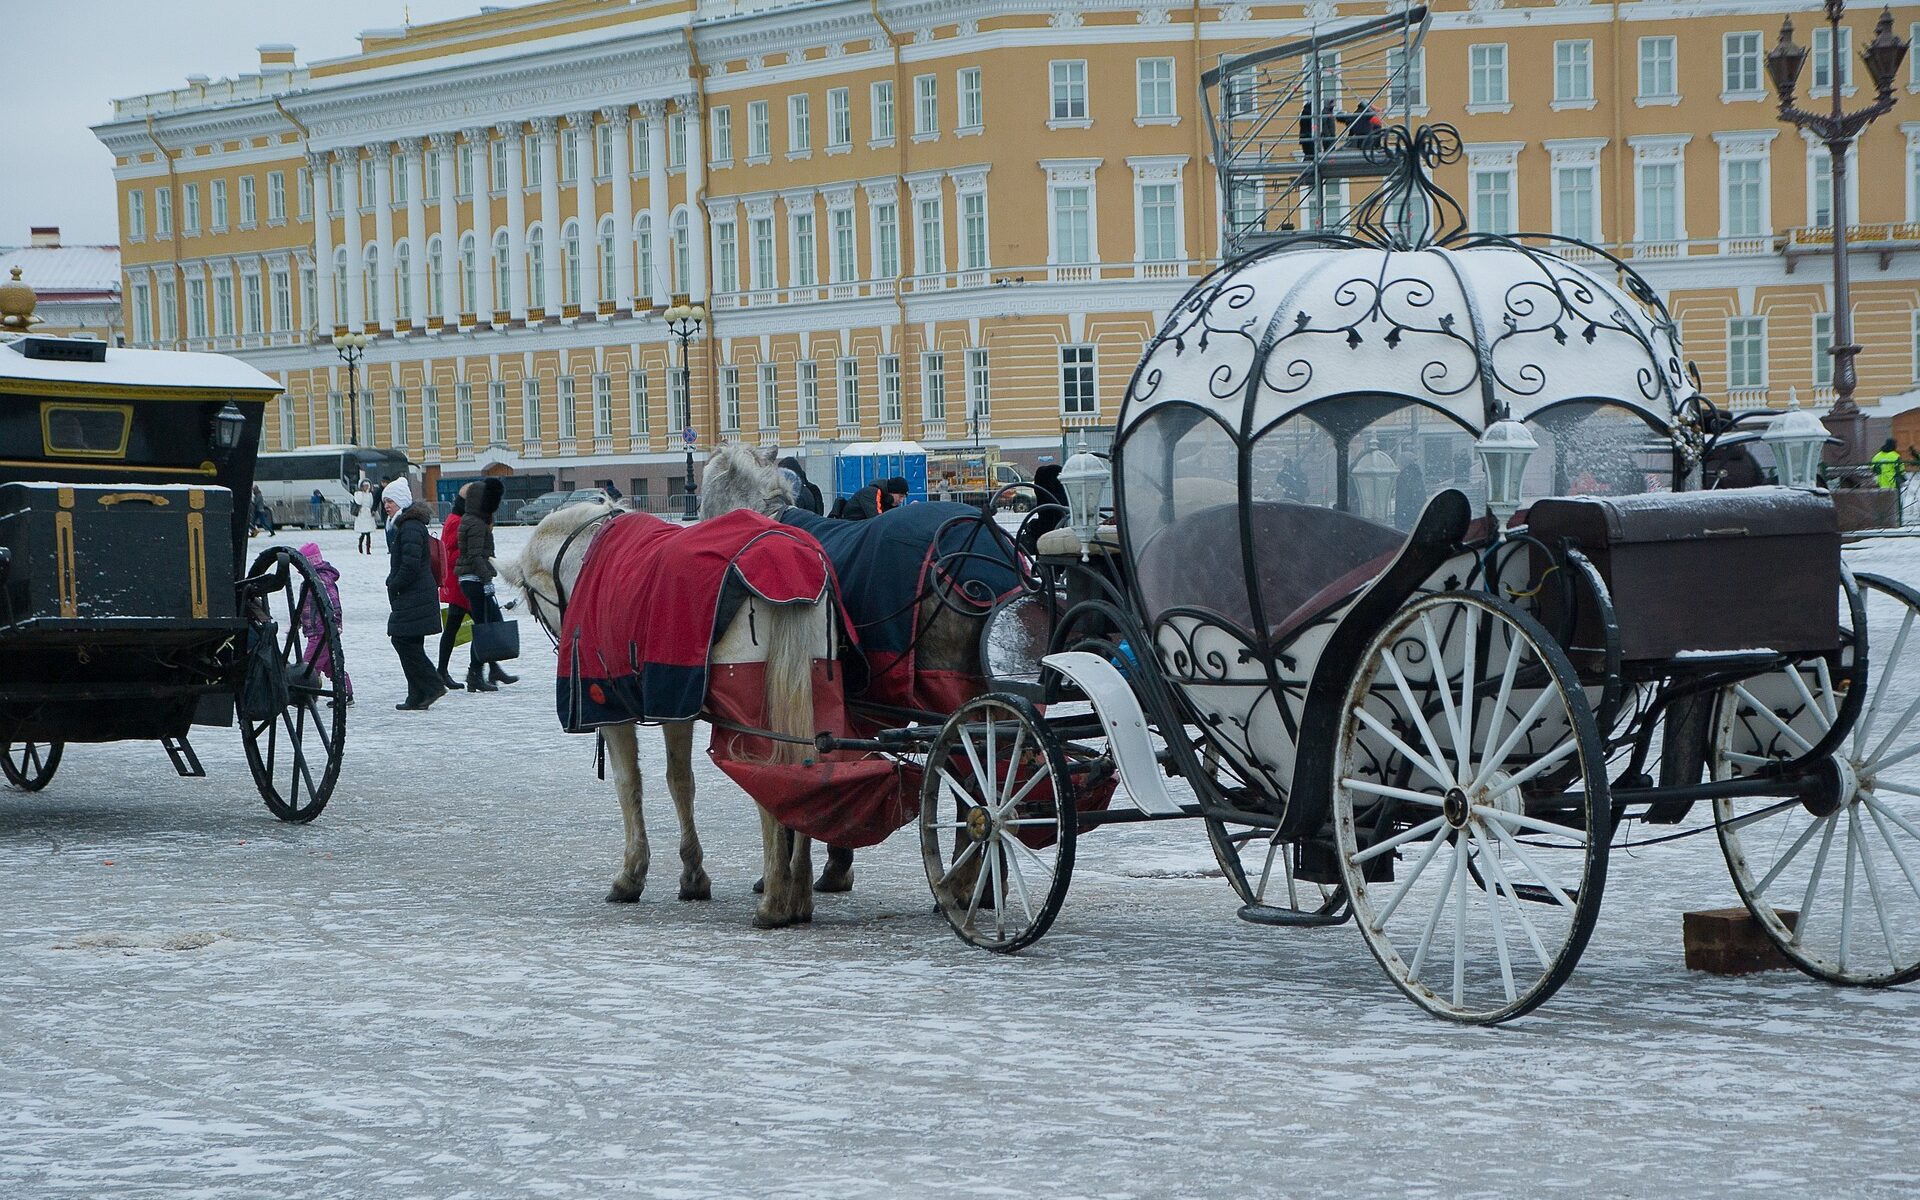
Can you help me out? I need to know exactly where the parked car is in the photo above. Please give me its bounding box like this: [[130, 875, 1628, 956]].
[[511, 490, 574, 524]]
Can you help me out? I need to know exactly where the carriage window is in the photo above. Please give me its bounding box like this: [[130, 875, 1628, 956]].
[[41, 403, 133, 459], [1522, 401, 1672, 500]]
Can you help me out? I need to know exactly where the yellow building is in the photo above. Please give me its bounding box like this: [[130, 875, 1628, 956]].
[[92, 0, 1920, 503]]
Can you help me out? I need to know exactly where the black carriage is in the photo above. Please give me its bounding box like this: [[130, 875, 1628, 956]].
[[0, 290, 346, 821]]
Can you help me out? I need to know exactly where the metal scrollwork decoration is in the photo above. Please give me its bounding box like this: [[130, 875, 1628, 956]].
[[1351, 123, 1466, 250]]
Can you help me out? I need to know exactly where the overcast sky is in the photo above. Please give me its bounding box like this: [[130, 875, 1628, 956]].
[[3, 0, 507, 248]]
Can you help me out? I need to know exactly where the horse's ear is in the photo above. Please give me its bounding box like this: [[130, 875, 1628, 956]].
[[757, 446, 778, 468]]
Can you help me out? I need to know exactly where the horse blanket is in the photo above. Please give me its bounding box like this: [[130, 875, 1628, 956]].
[[779, 502, 1020, 716]]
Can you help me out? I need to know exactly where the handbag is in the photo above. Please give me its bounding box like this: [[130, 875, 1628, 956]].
[[469, 618, 520, 663], [238, 621, 289, 720]]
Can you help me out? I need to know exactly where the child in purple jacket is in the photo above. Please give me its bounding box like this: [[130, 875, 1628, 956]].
[[298, 542, 353, 706]]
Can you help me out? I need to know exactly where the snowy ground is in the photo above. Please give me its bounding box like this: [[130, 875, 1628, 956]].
[[5, 527, 1920, 1198]]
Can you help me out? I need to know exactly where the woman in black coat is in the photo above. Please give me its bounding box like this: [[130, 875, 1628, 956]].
[[453, 477, 517, 691], [384, 478, 447, 710]]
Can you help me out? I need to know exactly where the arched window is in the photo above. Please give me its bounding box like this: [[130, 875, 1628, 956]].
[[670, 208, 690, 295], [635, 213, 654, 300], [459, 232, 477, 313], [562, 219, 582, 306], [598, 216, 617, 303], [362, 245, 378, 319], [332, 246, 349, 321], [492, 230, 511, 311], [527, 225, 547, 309], [426, 235, 444, 315], [394, 240, 413, 321]]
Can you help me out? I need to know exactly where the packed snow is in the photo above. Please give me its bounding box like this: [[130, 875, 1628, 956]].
[[4, 525, 1920, 1197]]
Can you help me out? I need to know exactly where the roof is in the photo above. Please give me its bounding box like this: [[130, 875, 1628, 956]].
[[840, 441, 928, 456], [0, 244, 120, 297], [0, 337, 281, 395]]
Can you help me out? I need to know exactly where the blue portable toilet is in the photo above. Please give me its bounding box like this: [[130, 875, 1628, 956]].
[[834, 441, 929, 504]]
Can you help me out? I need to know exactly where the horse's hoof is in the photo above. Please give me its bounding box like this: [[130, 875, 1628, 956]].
[[606, 879, 644, 903], [751, 876, 765, 895], [752, 910, 791, 930], [796, 907, 814, 924], [815, 872, 853, 894], [678, 877, 712, 901]]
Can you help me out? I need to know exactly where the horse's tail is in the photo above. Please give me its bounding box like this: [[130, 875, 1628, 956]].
[[762, 602, 817, 766]]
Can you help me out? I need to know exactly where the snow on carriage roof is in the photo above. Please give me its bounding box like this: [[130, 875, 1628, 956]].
[[0, 335, 282, 395], [1117, 242, 1697, 441]]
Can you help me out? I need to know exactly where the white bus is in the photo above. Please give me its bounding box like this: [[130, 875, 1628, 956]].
[[254, 445, 413, 528]]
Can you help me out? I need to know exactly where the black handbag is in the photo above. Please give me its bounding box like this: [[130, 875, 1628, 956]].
[[238, 621, 289, 720], [470, 618, 520, 664]]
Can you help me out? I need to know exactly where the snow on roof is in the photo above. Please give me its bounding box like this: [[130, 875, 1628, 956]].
[[1868, 388, 1920, 419], [0, 244, 120, 296], [839, 441, 928, 456], [0, 337, 281, 394]]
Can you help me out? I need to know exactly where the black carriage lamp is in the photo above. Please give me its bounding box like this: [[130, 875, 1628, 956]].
[[1057, 438, 1111, 561], [1763, 397, 1833, 489], [211, 399, 247, 457], [1351, 437, 1401, 524], [1474, 416, 1539, 522]]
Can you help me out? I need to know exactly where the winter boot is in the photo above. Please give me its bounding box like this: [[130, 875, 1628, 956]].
[[466, 664, 498, 693], [489, 663, 518, 685]]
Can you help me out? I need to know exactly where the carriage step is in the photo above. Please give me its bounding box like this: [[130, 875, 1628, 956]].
[[1237, 902, 1351, 928], [162, 735, 205, 778]]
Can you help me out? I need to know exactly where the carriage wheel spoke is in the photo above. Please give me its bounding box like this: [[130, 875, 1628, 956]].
[[1371, 822, 1449, 930], [1456, 609, 1482, 779], [1813, 656, 1840, 725], [1476, 636, 1524, 785], [1408, 833, 1461, 979], [1342, 778, 1445, 809], [1749, 810, 1831, 898], [988, 836, 1007, 940], [1866, 691, 1920, 771], [1858, 607, 1914, 757], [1839, 810, 1861, 973], [1866, 779, 1920, 801], [1351, 814, 1446, 865], [1851, 805, 1902, 969], [1721, 798, 1802, 834], [937, 838, 982, 887], [993, 768, 1049, 820], [1482, 816, 1580, 911], [1467, 825, 1517, 1004], [1255, 832, 1282, 904], [1864, 798, 1920, 905], [1451, 825, 1470, 1007], [1481, 737, 1578, 796], [1380, 652, 1456, 789], [956, 725, 993, 812], [1472, 805, 1589, 846], [1468, 688, 1556, 795], [1352, 706, 1450, 789], [1795, 816, 1839, 946], [1476, 827, 1553, 970], [1000, 837, 1037, 924], [997, 725, 1027, 810], [1007, 832, 1059, 883], [1418, 613, 1466, 777], [1785, 667, 1833, 737], [964, 840, 994, 926], [1732, 685, 1814, 755], [1722, 751, 1778, 769]]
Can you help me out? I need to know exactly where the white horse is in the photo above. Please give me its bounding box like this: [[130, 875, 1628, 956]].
[[497, 491, 828, 929]]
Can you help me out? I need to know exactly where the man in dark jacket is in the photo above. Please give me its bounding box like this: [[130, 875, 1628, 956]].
[[840, 475, 908, 521], [382, 477, 447, 710], [779, 456, 825, 514]]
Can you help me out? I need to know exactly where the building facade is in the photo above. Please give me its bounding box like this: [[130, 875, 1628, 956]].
[[93, 0, 1920, 503], [1, 227, 121, 342]]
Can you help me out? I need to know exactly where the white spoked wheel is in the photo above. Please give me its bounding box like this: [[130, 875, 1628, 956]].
[[920, 694, 1077, 953], [1332, 591, 1611, 1024], [1714, 571, 1920, 987]]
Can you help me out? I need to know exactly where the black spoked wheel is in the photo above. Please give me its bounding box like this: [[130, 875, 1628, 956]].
[[1332, 591, 1611, 1024], [239, 546, 347, 823], [2, 740, 63, 791], [920, 694, 1077, 952]]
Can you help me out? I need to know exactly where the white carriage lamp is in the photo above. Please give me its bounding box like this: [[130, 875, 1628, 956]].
[[211, 400, 247, 457], [1352, 437, 1401, 523], [1058, 439, 1111, 561], [1763, 395, 1831, 490], [1474, 417, 1538, 522]]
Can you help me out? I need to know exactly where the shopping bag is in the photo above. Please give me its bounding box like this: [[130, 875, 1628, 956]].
[[470, 618, 520, 663]]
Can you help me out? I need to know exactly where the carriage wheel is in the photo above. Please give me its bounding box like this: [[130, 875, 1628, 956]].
[[920, 694, 1077, 953], [239, 546, 347, 824], [1204, 814, 1346, 919], [1714, 571, 1920, 987], [1, 740, 63, 792], [1332, 591, 1611, 1023]]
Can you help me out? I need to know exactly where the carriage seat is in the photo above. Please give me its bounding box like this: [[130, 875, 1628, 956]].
[[1035, 524, 1120, 557]]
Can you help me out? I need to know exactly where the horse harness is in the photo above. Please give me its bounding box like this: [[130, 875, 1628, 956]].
[[525, 507, 620, 647]]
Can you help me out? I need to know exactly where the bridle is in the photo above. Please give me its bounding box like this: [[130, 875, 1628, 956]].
[[522, 507, 619, 647]]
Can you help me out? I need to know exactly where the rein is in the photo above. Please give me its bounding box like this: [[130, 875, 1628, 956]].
[[526, 508, 619, 646]]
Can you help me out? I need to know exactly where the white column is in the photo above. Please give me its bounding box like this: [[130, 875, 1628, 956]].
[[643, 99, 669, 306], [681, 93, 708, 304], [403, 138, 428, 329], [370, 143, 395, 332], [500, 121, 528, 321], [432, 132, 460, 328], [308, 150, 334, 334], [534, 115, 563, 319], [572, 110, 600, 315], [465, 126, 495, 325], [341, 150, 366, 330], [602, 106, 635, 312]]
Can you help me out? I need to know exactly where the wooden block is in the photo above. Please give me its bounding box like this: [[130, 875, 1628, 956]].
[[1683, 907, 1800, 975]]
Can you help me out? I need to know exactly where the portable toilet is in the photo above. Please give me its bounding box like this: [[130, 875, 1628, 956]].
[[834, 440, 928, 504]]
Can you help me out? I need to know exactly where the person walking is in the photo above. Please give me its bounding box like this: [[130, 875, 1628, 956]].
[[383, 476, 447, 710], [250, 484, 275, 536], [435, 486, 473, 691], [351, 480, 377, 554], [296, 542, 352, 706], [1873, 438, 1904, 490], [455, 478, 518, 690], [778, 456, 824, 514], [308, 487, 326, 529]]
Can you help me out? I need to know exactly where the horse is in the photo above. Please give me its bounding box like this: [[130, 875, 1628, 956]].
[[497, 496, 829, 929]]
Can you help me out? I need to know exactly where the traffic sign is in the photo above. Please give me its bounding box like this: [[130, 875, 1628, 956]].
[[682, 425, 697, 448]]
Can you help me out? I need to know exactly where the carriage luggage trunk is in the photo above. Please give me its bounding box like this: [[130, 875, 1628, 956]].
[[1526, 487, 1839, 663]]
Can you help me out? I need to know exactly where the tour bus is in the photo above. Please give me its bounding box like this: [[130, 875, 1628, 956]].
[[254, 445, 412, 528]]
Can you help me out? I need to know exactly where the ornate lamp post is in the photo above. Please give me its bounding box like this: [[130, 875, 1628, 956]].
[[334, 331, 372, 445], [1767, 4, 1910, 460], [665, 302, 706, 519]]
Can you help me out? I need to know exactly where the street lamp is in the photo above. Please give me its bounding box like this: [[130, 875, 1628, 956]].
[[1352, 437, 1401, 523], [334, 330, 372, 445], [1768, 3, 1910, 460], [665, 302, 706, 519]]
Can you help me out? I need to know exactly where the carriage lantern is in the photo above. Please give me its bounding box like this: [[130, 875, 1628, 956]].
[[1474, 417, 1538, 520], [1762, 400, 1831, 489], [1058, 439, 1110, 561], [1351, 438, 1400, 523], [211, 400, 247, 457]]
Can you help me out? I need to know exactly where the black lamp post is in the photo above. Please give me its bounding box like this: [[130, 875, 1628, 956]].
[[1768, 3, 1910, 461], [335, 330, 372, 445], [665, 302, 706, 519]]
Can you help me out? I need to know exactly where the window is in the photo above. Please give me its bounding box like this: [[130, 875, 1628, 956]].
[[788, 94, 811, 154], [491, 140, 508, 191], [750, 216, 775, 290], [598, 217, 616, 299], [831, 207, 857, 282], [390, 388, 410, 447], [1813, 313, 1834, 386], [837, 357, 860, 426], [267, 171, 286, 221], [748, 101, 771, 160], [157, 278, 177, 341], [183, 183, 201, 234], [630, 369, 651, 436], [493, 230, 511, 307], [1639, 162, 1680, 241], [758, 362, 779, 428], [424, 147, 440, 199], [715, 219, 739, 293], [1387, 45, 1425, 110], [155, 187, 172, 236], [827, 88, 851, 149], [1555, 41, 1593, 104], [1724, 157, 1766, 238], [528, 226, 547, 308], [360, 158, 376, 207], [242, 273, 263, 333], [671, 209, 691, 293], [594, 373, 613, 439], [669, 365, 689, 432], [278, 394, 295, 450], [1811, 27, 1853, 92], [880, 355, 902, 423], [958, 68, 983, 132], [961, 192, 988, 271], [558, 376, 577, 439], [330, 159, 346, 208], [792, 211, 817, 288], [915, 74, 939, 137], [916, 195, 944, 275], [1060, 345, 1096, 416], [460, 233, 478, 311], [923, 352, 947, 421], [1137, 58, 1175, 120], [596, 123, 614, 176], [872, 81, 895, 141], [874, 202, 900, 277], [1224, 70, 1255, 118], [563, 221, 582, 305], [1139, 183, 1178, 260], [328, 392, 345, 444], [1638, 36, 1678, 101], [301, 265, 316, 326], [212, 276, 233, 337], [131, 279, 151, 343], [458, 144, 475, 195], [1471, 165, 1515, 234], [1051, 60, 1089, 122], [634, 118, 650, 173], [210, 180, 228, 230], [424, 385, 442, 447], [127, 190, 145, 239], [1051, 186, 1093, 263], [966, 347, 990, 424], [332, 247, 348, 320], [395, 242, 413, 320], [488, 380, 508, 444], [637, 214, 655, 296], [561, 127, 579, 182], [1811, 147, 1853, 227], [269, 270, 291, 332], [457, 382, 475, 445], [525, 134, 544, 186], [799, 359, 819, 427], [297, 168, 311, 219], [1724, 32, 1764, 96], [711, 106, 733, 163], [1728, 317, 1766, 388], [239, 176, 257, 226], [1554, 166, 1597, 242], [1469, 44, 1508, 108], [524, 378, 543, 441], [392, 153, 409, 203]]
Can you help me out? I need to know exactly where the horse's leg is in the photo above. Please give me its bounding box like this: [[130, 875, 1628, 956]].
[[662, 721, 709, 900], [601, 724, 650, 903], [789, 831, 814, 924], [754, 805, 794, 928], [816, 845, 854, 893]]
